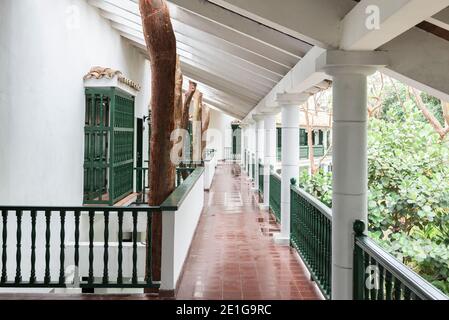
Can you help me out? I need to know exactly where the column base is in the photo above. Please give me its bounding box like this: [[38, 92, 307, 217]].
[[258, 204, 269, 211], [273, 233, 290, 246]]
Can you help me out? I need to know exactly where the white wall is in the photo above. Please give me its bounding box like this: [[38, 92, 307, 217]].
[[161, 171, 204, 291], [204, 152, 217, 190], [207, 108, 236, 160], [0, 0, 151, 206]]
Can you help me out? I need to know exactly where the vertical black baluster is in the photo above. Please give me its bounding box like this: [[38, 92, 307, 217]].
[[30, 210, 37, 284], [59, 210, 66, 284], [88, 211, 94, 285], [370, 257, 377, 300], [15, 210, 22, 284], [74, 210, 80, 286], [363, 253, 370, 299], [117, 211, 123, 284], [103, 211, 109, 284], [145, 210, 152, 285], [385, 270, 393, 300], [44, 210, 51, 284], [132, 211, 138, 284], [1, 210, 8, 283], [378, 265, 385, 300], [393, 277, 402, 300], [404, 287, 411, 300]]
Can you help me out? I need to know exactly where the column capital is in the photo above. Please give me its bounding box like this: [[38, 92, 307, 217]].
[[252, 114, 265, 122], [276, 92, 310, 106], [316, 50, 389, 76], [260, 107, 281, 116]]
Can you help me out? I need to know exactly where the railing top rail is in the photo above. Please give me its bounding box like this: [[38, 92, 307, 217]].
[[355, 234, 449, 300], [161, 167, 205, 211], [0, 206, 161, 212], [290, 184, 332, 220], [270, 171, 281, 181]]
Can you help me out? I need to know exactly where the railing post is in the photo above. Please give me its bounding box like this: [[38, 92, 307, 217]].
[[353, 220, 366, 300]]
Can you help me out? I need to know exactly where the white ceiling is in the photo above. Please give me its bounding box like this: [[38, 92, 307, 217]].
[[87, 0, 449, 121], [87, 0, 313, 119]]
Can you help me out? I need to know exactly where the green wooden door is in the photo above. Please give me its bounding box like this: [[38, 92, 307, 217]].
[[83, 91, 110, 204], [110, 93, 135, 204]]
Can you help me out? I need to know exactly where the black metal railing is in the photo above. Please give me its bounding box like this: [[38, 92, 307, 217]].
[[0, 206, 159, 289], [290, 180, 332, 299], [269, 171, 281, 222], [353, 220, 449, 300], [134, 167, 149, 205]]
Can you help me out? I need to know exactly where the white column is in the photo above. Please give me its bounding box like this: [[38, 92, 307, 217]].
[[274, 93, 309, 245], [317, 50, 388, 300], [252, 115, 264, 191], [323, 129, 329, 151], [260, 110, 279, 210], [248, 120, 256, 181]]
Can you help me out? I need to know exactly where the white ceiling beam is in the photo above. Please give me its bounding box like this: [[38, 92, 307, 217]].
[[172, 20, 290, 75], [244, 47, 329, 120], [381, 27, 449, 102], [101, 9, 281, 82], [178, 54, 271, 95], [166, 3, 299, 67], [176, 42, 281, 83], [183, 75, 254, 110], [207, 0, 356, 48], [177, 48, 276, 89], [167, 0, 311, 58], [90, 0, 289, 75], [340, 0, 449, 50], [181, 62, 262, 104], [111, 21, 273, 93], [428, 7, 449, 31]]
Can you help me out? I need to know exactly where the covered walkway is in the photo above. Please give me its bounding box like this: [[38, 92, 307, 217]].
[[176, 163, 322, 300]]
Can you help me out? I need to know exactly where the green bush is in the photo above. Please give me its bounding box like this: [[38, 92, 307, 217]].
[[298, 107, 449, 294]]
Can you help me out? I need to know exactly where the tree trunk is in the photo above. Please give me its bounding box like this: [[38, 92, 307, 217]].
[[174, 55, 183, 130], [412, 88, 449, 140], [180, 81, 197, 163], [201, 104, 211, 157], [139, 0, 177, 285], [192, 91, 203, 162]]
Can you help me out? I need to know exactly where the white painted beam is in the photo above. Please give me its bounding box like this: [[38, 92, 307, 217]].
[[177, 47, 276, 90], [381, 27, 449, 102], [245, 47, 328, 120], [340, 0, 449, 50], [181, 62, 261, 105], [167, 0, 312, 58], [428, 7, 449, 31], [207, 0, 356, 48], [167, 3, 299, 67]]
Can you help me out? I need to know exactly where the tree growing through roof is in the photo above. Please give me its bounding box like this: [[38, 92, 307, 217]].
[[139, 0, 177, 285]]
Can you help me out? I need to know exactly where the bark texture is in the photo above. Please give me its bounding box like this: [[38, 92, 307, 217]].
[[174, 55, 183, 129], [180, 81, 197, 162], [139, 0, 177, 284], [201, 104, 211, 156], [192, 91, 203, 162]]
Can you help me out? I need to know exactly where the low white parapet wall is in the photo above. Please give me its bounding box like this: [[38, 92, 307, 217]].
[[160, 168, 204, 292], [204, 153, 217, 191]]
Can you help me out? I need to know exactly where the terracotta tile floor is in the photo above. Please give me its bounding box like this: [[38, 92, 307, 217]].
[[176, 163, 323, 300]]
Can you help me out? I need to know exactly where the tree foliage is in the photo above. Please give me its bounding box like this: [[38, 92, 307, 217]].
[[299, 78, 449, 294]]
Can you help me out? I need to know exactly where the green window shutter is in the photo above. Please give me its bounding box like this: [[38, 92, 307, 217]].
[[83, 87, 135, 205]]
